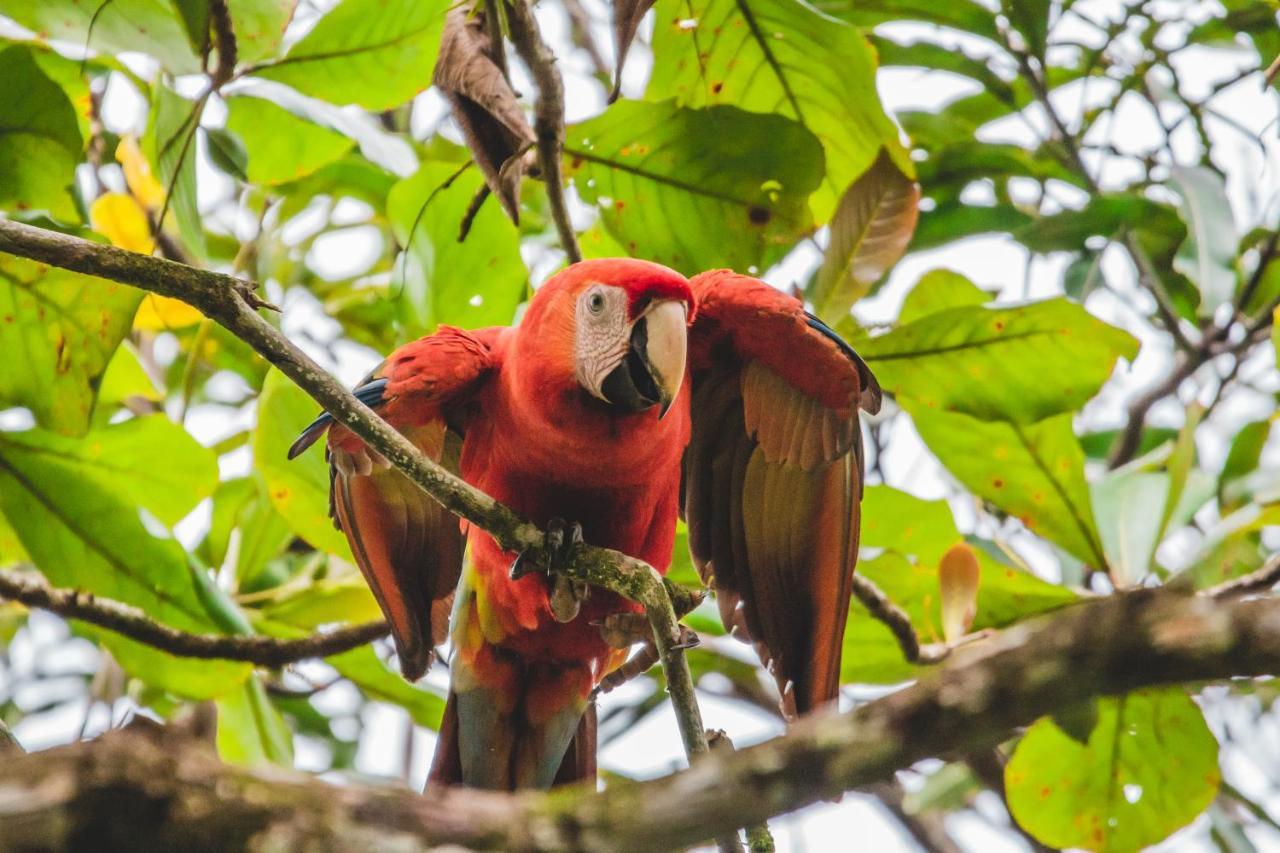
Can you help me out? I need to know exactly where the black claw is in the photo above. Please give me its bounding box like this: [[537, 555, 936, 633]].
[[509, 550, 534, 581], [510, 518, 585, 580], [671, 627, 701, 651]]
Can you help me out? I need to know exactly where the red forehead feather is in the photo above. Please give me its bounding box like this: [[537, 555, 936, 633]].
[[545, 258, 695, 321]]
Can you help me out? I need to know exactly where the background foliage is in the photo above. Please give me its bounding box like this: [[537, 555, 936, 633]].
[[0, 0, 1277, 849]]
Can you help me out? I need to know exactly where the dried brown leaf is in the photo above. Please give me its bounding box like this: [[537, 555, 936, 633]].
[[434, 4, 535, 222], [612, 0, 656, 99], [939, 543, 981, 644], [810, 149, 920, 322]]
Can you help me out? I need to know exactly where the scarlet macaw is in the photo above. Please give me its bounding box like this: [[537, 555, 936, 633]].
[[289, 259, 881, 790]]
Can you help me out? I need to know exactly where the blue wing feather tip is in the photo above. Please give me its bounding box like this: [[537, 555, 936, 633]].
[[804, 312, 882, 414], [287, 378, 390, 459]]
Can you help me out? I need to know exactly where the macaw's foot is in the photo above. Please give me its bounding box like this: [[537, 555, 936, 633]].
[[595, 613, 701, 650], [509, 518, 590, 622], [593, 624, 700, 696]]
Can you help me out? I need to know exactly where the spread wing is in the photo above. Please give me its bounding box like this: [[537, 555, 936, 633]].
[[683, 270, 881, 717], [288, 326, 499, 680]]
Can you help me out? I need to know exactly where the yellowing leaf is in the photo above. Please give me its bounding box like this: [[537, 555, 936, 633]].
[[89, 192, 154, 253], [132, 294, 204, 330], [116, 135, 166, 209], [938, 543, 980, 643]]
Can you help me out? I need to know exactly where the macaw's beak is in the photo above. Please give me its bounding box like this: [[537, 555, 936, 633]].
[[600, 299, 687, 417]]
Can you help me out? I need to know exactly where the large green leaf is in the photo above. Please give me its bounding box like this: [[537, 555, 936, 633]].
[[897, 268, 992, 325], [908, 406, 1108, 568], [254, 0, 448, 110], [0, 0, 200, 72], [0, 254, 141, 436], [1016, 194, 1184, 254], [254, 368, 354, 559], [1170, 166, 1239, 316], [1006, 689, 1221, 851], [565, 101, 823, 275], [0, 45, 83, 220], [0, 424, 249, 697], [228, 0, 297, 62], [386, 162, 528, 336], [146, 83, 206, 258], [1090, 469, 1170, 587], [216, 675, 295, 765], [225, 94, 354, 186], [818, 0, 999, 42], [647, 0, 907, 218], [861, 297, 1139, 424], [0, 414, 217, 526]]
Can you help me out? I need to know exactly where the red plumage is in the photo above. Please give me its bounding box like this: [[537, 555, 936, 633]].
[[290, 258, 880, 790]]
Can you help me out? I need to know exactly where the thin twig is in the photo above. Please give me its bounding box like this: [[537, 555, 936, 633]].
[[864, 778, 961, 853], [562, 0, 611, 81], [1206, 553, 1280, 599], [0, 569, 388, 667], [506, 0, 582, 262], [208, 0, 238, 88]]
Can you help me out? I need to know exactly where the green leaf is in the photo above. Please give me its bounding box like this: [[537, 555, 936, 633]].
[[227, 0, 298, 63], [169, 0, 210, 53], [566, 101, 823, 275], [146, 83, 206, 258], [0, 0, 200, 72], [254, 0, 449, 110], [0, 424, 250, 697], [1006, 689, 1221, 852], [861, 298, 1138, 424], [386, 162, 528, 336], [911, 200, 1033, 252], [1090, 469, 1169, 586], [647, 0, 908, 219], [821, 0, 1000, 42], [1183, 504, 1280, 589], [0, 45, 83, 221], [1220, 419, 1272, 512], [1017, 194, 1184, 253], [0, 508, 28, 567], [809, 150, 919, 322], [860, 484, 960, 563], [908, 406, 1108, 568], [216, 675, 295, 765], [898, 269, 993, 325], [329, 644, 445, 729], [254, 368, 354, 559], [0, 253, 141, 436], [205, 126, 249, 182], [258, 575, 381, 627], [0, 414, 217, 526], [1170, 166, 1239, 315], [225, 95, 354, 185], [1004, 0, 1050, 58]]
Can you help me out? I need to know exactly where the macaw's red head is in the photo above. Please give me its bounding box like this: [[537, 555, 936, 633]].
[[519, 258, 693, 417]]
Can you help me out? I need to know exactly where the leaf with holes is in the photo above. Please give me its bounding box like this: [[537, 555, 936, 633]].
[[434, 5, 534, 222], [1006, 689, 1220, 851], [647, 0, 908, 219], [0, 253, 141, 436], [565, 100, 823, 274], [861, 297, 1138, 425], [908, 406, 1108, 569], [254, 0, 449, 109], [809, 149, 919, 322], [386, 162, 528, 336]]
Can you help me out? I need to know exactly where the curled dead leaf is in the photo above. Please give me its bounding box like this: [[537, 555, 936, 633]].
[[612, 0, 656, 99], [810, 148, 920, 322], [434, 4, 535, 223]]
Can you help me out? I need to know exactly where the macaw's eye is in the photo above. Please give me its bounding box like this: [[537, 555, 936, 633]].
[[588, 291, 606, 314]]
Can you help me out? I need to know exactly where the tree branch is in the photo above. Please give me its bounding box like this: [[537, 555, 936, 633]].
[[6, 588, 1280, 851], [0, 569, 388, 667], [507, 0, 582, 263]]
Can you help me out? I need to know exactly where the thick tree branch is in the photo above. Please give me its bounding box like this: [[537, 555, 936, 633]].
[[507, 0, 583, 263], [0, 569, 388, 667], [5, 588, 1280, 851]]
